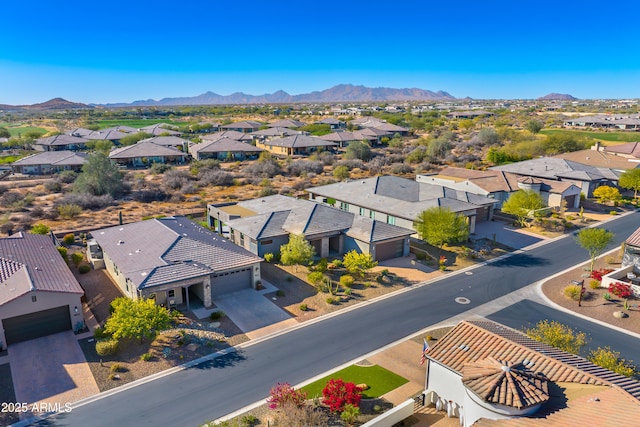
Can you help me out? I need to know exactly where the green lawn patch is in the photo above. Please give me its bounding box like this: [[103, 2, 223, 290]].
[[7, 126, 48, 138], [540, 129, 640, 143], [95, 119, 185, 129], [300, 364, 408, 399], [0, 155, 23, 164]]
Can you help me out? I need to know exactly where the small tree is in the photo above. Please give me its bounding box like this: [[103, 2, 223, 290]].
[[588, 347, 637, 377], [30, 223, 51, 235], [413, 207, 469, 248], [524, 320, 587, 354], [576, 227, 614, 272], [619, 168, 640, 199], [342, 250, 378, 278], [333, 165, 350, 180], [104, 297, 171, 342], [501, 190, 546, 227], [345, 140, 372, 161], [525, 120, 543, 134], [280, 234, 315, 271], [322, 379, 362, 412], [74, 152, 124, 197], [592, 185, 621, 205]]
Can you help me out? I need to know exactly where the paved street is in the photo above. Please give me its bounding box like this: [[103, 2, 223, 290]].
[[31, 212, 639, 427]]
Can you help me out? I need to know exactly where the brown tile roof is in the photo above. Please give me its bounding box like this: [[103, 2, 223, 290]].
[[626, 227, 640, 247], [603, 142, 640, 158], [554, 149, 640, 170], [428, 321, 640, 401], [462, 357, 549, 409]]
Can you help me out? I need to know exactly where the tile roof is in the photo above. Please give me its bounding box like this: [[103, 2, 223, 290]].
[[428, 320, 640, 401], [189, 138, 263, 156], [0, 233, 84, 305], [220, 120, 263, 130], [138, 123, 181, 136], [626, 227, 640, 247], [267, 119, 306, 128], [603, 142, 640, 158], [85, 130, 128, 141], [250, 127, 305, 137], [462, 356, 550, 409], [264, 134, 338, 149], [91, 217, 261, 289], [319, 131, 362, 143], [109, 141, 186, 159], [138, 136, 190, 147], [12, 151, 88, 166], [35, 134, 88, 146], [553, 149, 640, 171], [491, 158, 621, 182], [201, 130, 253, 142]]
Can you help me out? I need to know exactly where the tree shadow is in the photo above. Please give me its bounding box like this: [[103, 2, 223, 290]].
[[489, 252, 550, 268], [191, 350, 247, 370]]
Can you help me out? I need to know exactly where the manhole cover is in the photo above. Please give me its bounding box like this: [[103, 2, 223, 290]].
[[455, 297, 471, 305], [465, 271, 473, 275]]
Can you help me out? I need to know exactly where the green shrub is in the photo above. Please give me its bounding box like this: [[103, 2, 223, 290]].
[[563, 284, 582, 301], [79, 264, 91, 274], [240, 415, 258, 426], [71, 252, 84, 267], [603, 292, 612, 301], [57, 246, 68, 260], [589, 279, 601, 289], [96, 339, 119, 356], [210, 310, 225, 321], [58, 203, 83, 219], [93, 326, 110, 340], [610, 211, 618, 215], [566, 215, 575, 221], [299, 303, 308, 311], [326, 297, 335, 305], [340, 275, 355, 288], [110, 363, 124, 373], [63, 233, 75, 245], [343, 287, 352, 296], [276, 290, 285, 297], [332, 259, 343, 268], [263, 252, 274, 263], [140, 352, 152, 361], [308, 271, 325, 285]]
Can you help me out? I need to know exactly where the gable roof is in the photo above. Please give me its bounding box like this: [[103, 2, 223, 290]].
[[220, 120, 262, 130], [250, 127, 305, 137], [12, 151, 88, 166], [491, 158, 621, 182], [308, 176, 495, 221], [626, 227, 640, 247], [34, 134, 88, 147], [91, 217, 261, 290], [189, 138, 263, 157], [264, 134, 338, 149], [201, 131, 253, 142], [138, 136, 190, 147], [603, 142, 640, 158], [138, 123, 181, 136], [109, 141, 187, 159], [0, 233, 84, 305], [85, 130, 128, 141], [267, 119, 306, 128], [553, 149, 640, 171], [319, 131, 363, 143]]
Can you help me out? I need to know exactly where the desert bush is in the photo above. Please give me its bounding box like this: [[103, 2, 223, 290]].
[[95, 339, 119, 356], [199, 169, 234, 186], [264, 253, 274, 263], [57, 170, 78, 183], [589, 279, 601, 289], [276, 290, 285, 297], [62, 233, 75, 245], [326, 297, 335, 305], [590, 269, 614, 281], [110, 363, 125, 373], [132, 188, 168, 202], [314, 258, 328, 273], [322, 378, 362, 412], [390, 163, 414, 174], [308, 271, 325, 286], [44, 181, 63, 192], [58, 203, 83, 219], [315, 151, 336, 166], [299, 303, 308, 311], [149, 163, 171, 174], [140, 352, 153, 361], [79, 264, 91, 274], [71, 252, 83, 267], [336, 158, 365, 170], [244, 158, 281, 179], [0, 222, 15, 236], [28, 206, 45, 218], [340, 275, 355, 288], [288, 160, 323, 176], [93, 326, 110, 340], [210, 310, 225, 321], [609, 282, 632, 298], [190, 159, 220, 175], [163, 169, 193, 190], [57, 247, 68, 261], [333, 165, 350, 180], [266, 382, 307, 410], [57, 193, 113, 210], [563, 284, 582, 301]]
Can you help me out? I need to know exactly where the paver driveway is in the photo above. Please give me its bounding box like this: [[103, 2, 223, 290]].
[[8, 331, 99, 409]]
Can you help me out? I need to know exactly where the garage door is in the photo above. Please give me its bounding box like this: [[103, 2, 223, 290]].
[[2, 306, 71, 345], [211, 268, 252, 297], [375, 240, 405, 261]]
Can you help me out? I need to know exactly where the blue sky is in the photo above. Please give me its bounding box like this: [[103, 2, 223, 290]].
[[2, 0, 639, 104]]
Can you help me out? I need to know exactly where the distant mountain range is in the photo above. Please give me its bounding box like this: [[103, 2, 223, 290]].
[[101, 84, 457, 107], [0, 97, 91, 111], [537, 93, 578, 101]]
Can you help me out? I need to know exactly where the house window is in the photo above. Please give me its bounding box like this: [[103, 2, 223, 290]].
[[31, 295, 37, 302], [168, 290, 175, 298], [387, 215, 396, 225], [340, 202, 349, 211], [261, 239, 273, 245], [369, 210, 375, 219], [359, 207, 365, 216], [240, 233, 245, 246]]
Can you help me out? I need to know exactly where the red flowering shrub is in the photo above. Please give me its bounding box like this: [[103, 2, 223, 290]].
[[609, 282, 632, 299], [322, 378, 362, 412], [591, 269, 614, 282], [266, 382, 307, 410]]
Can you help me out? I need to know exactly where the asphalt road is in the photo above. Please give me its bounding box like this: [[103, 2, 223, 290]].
[[38, 212, 639, 427]]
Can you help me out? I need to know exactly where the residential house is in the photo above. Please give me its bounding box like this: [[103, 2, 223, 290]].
[[490, 157, 620, 198], [138, 136, 191, 151], [249, 127, 305, 143], [306, 176, 496, 235], [90, 217, 262, 309], [68, 127, 95, 138], [138, 123, 181, 136], [11, 151, 88, 175], [446, 110, 495, 119], [554, 147, 640, 172], [33, 134, 88, 152], [564, 115, 640, 130], [208, 195, 412, 261], [314, 118, 346, 130], [220, 120, 263, 133], [417, 167, 582, 209], [100, 125, 137, 134], [623, 227, 640, 269], [0, 232, 84, 349], [319, 131, 374, 148], [256, 134, 337, 156], [85, 129, 128, 145], [201, 130, 254, 143], [602, 141, 640, 160], [424, 319, 640, 427], [109, 141, 188, 168], [350, 117, 411, 136], [267, 119, 306, 128], [189, 137, 263, 161]]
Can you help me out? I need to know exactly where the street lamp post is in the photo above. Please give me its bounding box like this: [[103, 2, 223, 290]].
[[572, 280, 585, 307]]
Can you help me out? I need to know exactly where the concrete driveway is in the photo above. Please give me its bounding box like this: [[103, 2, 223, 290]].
[[214, 289, 295, 337], [8, 331, 99, 409], [473, 219, 545, 249]]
